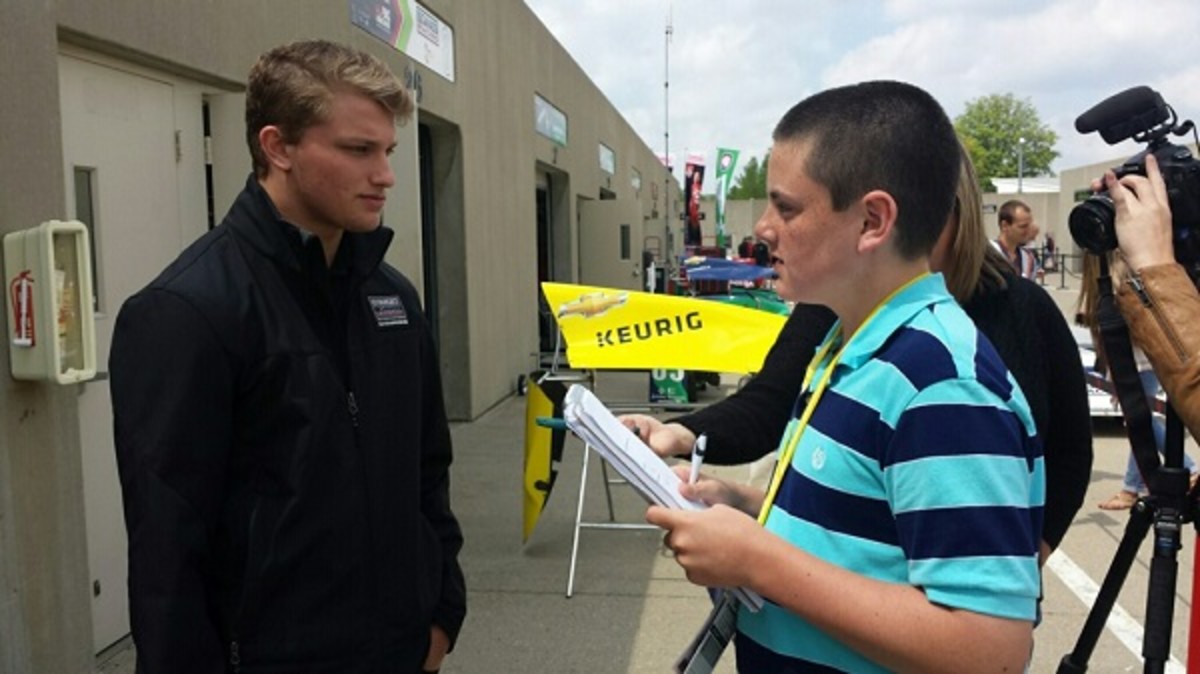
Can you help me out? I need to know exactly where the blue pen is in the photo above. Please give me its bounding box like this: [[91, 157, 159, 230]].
[[688, 433, 707, 485]]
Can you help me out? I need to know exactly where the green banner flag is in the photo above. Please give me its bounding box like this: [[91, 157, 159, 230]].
[[714, 148, 740, 249]]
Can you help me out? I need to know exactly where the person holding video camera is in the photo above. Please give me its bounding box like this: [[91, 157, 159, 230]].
[[1110, 153, 1200, 438]]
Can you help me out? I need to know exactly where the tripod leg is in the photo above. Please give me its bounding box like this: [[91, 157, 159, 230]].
[[1189, 538, 1200, 674], [1141, 410, 1192, 673], [1142, 470, 1188, 674], [1058, 501, 1154, 673], [1142, 537, 1177, 674]]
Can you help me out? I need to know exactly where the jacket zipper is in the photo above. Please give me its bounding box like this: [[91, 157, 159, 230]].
[[229, 639, 241, 673], [1128, 274, 1189, 362], [348, 390, 360, 429]]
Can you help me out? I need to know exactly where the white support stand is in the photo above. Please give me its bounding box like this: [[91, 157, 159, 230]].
[[562, 395, 712, 598], [565, 441, 658, 598], [541, 326, 710, 598]]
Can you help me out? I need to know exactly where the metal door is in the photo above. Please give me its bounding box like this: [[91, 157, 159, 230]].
[[577, 199, 644, 290], [59, 52, 202, 653]]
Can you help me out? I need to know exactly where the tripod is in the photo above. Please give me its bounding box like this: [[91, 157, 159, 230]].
[[1059, 262, 1195, 673], [1057, 408, 1192, 673]]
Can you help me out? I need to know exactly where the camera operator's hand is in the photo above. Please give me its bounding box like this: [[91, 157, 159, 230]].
[[1106, 153, 1175, 271]]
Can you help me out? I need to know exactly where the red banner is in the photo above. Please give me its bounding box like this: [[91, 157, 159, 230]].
[[683, 157, 705, 247]]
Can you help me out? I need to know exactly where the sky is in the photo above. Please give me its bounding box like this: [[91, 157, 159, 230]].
[[523, 0, 1200, 190]]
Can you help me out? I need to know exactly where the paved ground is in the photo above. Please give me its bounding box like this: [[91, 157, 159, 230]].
[[97, 280, 1200, 673]]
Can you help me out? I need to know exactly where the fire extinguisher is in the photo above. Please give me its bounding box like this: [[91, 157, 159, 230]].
[[10, 270, 35, 347]]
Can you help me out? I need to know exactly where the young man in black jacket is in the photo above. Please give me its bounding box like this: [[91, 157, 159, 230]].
[[110, 40, 465, 673]]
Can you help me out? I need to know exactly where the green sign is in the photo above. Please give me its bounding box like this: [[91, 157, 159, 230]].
[[649, 368, 689, 404]]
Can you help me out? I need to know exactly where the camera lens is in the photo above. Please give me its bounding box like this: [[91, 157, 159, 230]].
[[1069, 194, 1119, 254]]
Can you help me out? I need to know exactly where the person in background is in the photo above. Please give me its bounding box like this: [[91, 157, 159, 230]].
[[626, 144, 1091, 567], [110, 40, 465, 673], [993, 199, 1039, 279], [1027, 218, 1045, 280], [737, 235, 755, 259], [1044, 231, 1059, 271], [643, 81, 1041, 672], [751, 240, 770, 267]]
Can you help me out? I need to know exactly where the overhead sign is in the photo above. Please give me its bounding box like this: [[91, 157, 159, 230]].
[[535, 94, 568, 146], [350, 0, 456, 82]]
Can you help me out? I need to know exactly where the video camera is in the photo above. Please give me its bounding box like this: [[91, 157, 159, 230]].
[[1068, 86, 1200, 271]]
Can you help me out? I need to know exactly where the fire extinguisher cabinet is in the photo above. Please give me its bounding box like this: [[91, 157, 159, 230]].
[[4, 220, 97, 383]]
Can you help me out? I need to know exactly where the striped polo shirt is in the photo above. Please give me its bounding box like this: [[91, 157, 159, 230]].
[[737, 272, 1045, 673]]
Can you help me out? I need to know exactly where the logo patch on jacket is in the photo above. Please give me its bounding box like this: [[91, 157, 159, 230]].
[[368, 295, 409, 327]]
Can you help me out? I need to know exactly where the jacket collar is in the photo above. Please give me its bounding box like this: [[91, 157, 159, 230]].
[[225, 174, 394, 279]]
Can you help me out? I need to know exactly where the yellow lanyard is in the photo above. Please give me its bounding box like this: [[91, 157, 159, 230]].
[[755, 273, 929, 525]]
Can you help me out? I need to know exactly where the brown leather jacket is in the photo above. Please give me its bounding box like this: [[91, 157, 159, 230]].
[[1116, 263, 1200, 441]]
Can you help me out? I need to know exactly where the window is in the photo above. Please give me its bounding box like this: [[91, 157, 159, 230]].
[[72, 166, 101, 311], [598, 143, 615, 175]]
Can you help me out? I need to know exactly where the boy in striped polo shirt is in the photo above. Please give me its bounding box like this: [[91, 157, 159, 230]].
[[647, 81, 1043, 673]]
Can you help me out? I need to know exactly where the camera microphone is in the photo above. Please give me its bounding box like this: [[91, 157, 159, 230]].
[[1070, 87, 1200, 264], [1075, 86, 1169, 144]]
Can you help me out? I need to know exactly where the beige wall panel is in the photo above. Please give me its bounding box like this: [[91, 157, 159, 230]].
[[728, 199, 769, 246], [0, 4, 94, 673], [450, 0, 678, 416]]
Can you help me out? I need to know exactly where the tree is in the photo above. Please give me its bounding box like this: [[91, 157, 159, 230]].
[[954, 93, 1058, 192], [727, 152, 769, 199]]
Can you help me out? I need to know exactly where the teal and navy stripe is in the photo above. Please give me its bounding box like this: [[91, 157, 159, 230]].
[[737, 273, 1044, 673]]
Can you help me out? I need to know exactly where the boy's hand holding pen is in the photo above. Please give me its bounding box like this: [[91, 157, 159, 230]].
[[688, 433, 707, 485]]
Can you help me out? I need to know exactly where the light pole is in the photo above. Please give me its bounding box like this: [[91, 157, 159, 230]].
[[1017, 136, 1026, 194]]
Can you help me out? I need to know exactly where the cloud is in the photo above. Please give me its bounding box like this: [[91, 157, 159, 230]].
[[525, 0, 1200, 182], [821, 0, 1200, 169]]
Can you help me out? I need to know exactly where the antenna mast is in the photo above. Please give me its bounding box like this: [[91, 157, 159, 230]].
[[663, 2, 673, 271]]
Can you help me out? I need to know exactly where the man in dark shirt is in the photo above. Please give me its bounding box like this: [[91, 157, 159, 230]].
[[110, 40, 465, 673]]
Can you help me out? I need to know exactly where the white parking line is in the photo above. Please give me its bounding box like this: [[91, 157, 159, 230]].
[[1046, 550, 1186, 673]]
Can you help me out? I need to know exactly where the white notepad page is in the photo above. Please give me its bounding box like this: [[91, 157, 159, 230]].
[[561, 384, 764, 613]]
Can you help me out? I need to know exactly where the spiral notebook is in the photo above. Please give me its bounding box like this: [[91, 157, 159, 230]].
[[561, 384, 764, 613]]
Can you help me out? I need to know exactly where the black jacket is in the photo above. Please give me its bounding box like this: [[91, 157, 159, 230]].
[[111, 177, 465, 673], [677, 273, 1092, 550]]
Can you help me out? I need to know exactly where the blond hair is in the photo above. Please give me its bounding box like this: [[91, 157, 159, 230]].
[[245, 39, 412, 177], [942, 145, 1009, 303]]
